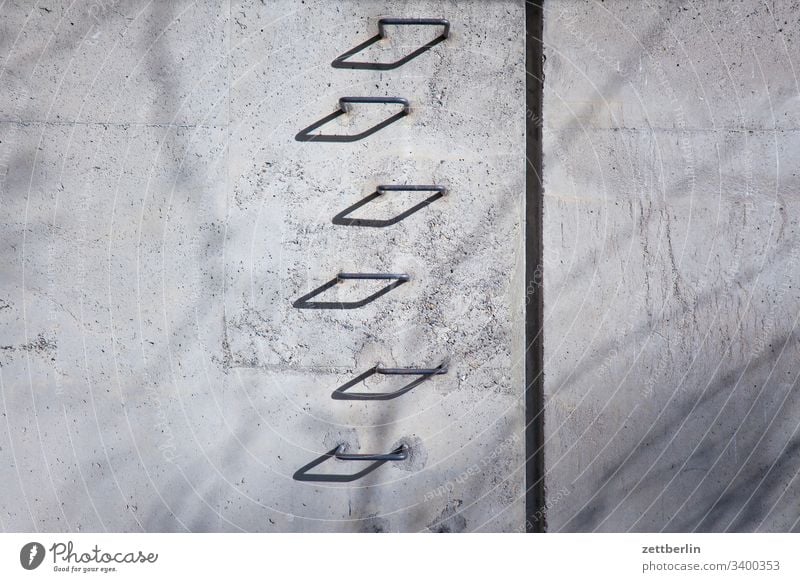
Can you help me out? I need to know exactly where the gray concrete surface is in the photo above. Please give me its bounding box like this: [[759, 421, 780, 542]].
[[543, 0, 800, 531], [4, 0, 799, 535], [0, 1, 525, 532]]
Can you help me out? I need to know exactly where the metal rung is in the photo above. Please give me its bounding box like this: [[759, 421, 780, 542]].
[[339, 96, 411, 114], [332, 363, 448, 400], [337, 272, 411, 282], [375, 366, 447, 375], [334, 444, 409, 462], [376, 184, 446, 195], [378, 18, 450, 39]]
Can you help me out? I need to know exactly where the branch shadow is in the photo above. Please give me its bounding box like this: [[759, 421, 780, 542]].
[[563, 335, 800, 532]]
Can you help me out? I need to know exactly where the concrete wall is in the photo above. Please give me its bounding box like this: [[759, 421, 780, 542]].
[[4, 0, 799, 535], [0, 1, 525, 532], [543, 0, 800, 531]]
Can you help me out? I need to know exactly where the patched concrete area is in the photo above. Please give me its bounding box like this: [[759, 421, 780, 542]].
[[543, 0, 800, 532], [0, 1, 525, 532]]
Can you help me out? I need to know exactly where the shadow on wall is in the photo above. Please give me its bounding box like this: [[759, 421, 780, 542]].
[[544, 0, 800, 533], [558, 316, 800, 532]]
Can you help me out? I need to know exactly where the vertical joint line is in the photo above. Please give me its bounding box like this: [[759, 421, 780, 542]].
[[525, 0, 546, 533]]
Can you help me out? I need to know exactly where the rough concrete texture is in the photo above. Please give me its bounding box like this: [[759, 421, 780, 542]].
[[0, 1, 525, 531], [544, 1, 800, 531]]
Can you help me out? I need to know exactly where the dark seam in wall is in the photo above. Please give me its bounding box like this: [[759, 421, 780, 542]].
[[525, 0, 546, 533]]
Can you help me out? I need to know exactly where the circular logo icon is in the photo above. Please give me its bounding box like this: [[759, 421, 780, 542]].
[[20, 542, 45, 570]]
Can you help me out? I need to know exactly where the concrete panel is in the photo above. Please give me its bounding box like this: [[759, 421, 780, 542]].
[[222, 0, 526, 532], [1, 0, 525, 532], [0, 120, 228, 531], [0, 0, 228, 125], [545, 0, 800, 130], [544, 0, 800, 532]]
